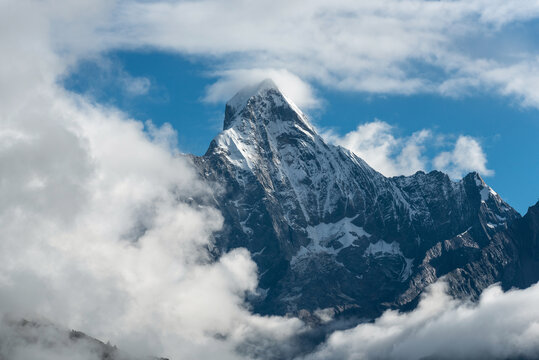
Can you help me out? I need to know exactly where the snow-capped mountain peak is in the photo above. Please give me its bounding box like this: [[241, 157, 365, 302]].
[[194, 79, 522, 320], [208, 79, 322, 175], [225, 78, 280, 117], [223, 79, 314, 133]]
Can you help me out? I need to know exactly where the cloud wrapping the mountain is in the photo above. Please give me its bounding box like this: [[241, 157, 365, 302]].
[[0, 1, 304, 358], [0, 77, 305, 359], [203, 68, 320, 110]]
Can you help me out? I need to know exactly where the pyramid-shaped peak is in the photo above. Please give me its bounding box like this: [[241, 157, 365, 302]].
[[222, 78, 313, 133], [226, 78, 281, 114]]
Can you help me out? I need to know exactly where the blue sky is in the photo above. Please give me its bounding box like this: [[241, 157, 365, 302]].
[[63, 49, 538, 214]]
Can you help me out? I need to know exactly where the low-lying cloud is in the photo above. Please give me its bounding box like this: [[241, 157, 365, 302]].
[[0, 81, 304, 358], [307, 281, 539, 360], [0, 3, 303, 358]]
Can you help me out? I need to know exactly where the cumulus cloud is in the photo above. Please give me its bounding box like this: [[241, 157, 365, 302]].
[[323, 121, 431, 177], [322, 120, 492, 178], [434, 135, 494, 178], [307, 281, 539, 360]]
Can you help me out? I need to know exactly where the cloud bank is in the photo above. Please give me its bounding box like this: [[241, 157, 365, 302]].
[[307, 281, 539, 360], [0, 77, 305, 359], [0, 2, 304, 358]]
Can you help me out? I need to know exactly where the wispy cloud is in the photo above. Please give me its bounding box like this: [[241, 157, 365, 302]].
[[203, 68, 320, 110], [98, 0, 539, 108], [63, 56, 152, 100]]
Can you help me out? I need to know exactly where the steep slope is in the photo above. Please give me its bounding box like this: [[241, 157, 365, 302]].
[[503, 200, 539, 288], [192, 79, 521, 320]]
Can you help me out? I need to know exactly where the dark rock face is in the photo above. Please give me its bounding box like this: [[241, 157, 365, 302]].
[[191, 79, 531, 321], [503, 201, 539, 289]]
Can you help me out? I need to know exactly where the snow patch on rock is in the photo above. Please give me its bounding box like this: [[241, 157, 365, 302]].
[[291, 217, 370, 265], [364, 240, 402, 257]]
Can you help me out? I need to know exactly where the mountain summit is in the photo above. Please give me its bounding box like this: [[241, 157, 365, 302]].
[[208, 78, 317, 176], [194, 80, 529, 321], [223, 78, 313, 130]]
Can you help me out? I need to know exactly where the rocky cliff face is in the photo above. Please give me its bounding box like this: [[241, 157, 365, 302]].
[[192, 79, 524, 321], [503, 201, 539, 289]]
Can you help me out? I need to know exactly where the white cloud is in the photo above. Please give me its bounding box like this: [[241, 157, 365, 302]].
[[204, 68, 320, 110], [323, 120, 492, 178], [63, 55, 152, 98], [6, 0, 539, 109], [0, 74, 305, 360], [13, 0, 539, 110], [145, 120, 179, 154], [434, 135, 494, 178], [94, 0, 539, 108], [322, 121, 431, 176], [307, 280, 539, 360], [477, 59, 539, 108], [0, 1, 304, 359]]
